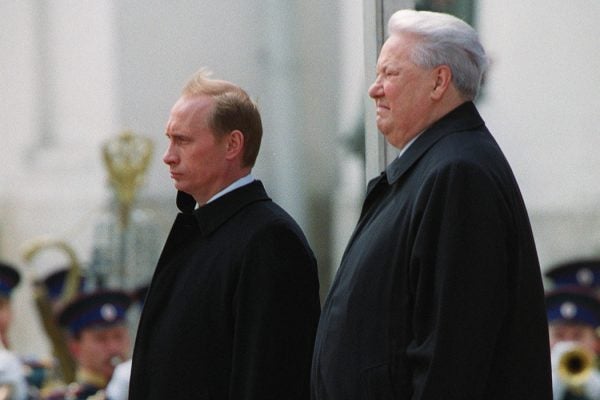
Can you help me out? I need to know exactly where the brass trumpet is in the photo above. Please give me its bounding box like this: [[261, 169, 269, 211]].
[[21, 237, 82, 383], [557, 344, 595, 389]]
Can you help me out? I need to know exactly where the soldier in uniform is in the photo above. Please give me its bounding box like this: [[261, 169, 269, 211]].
[[42, 290, 131, 400], [546, 287, 600, 400], [0, 261, 28, 400], [104, 285, 148, 400]]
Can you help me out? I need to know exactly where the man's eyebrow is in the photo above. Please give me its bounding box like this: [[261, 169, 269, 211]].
[[166, 131, 186, 138]]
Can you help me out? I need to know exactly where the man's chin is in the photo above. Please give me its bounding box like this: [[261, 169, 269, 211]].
[[375, 120, 391, 135], [173, 182, 186, 192]]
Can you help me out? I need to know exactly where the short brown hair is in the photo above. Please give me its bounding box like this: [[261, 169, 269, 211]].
[[182, 69, 263, 167]]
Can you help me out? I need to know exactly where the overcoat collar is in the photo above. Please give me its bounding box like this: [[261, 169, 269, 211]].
[[383, 101, 485, 186], [175, 180, 271, 237]]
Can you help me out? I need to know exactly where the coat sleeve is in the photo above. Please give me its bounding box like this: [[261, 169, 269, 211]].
[[229, 220, 320, 400], [406, 160, 513, 399]]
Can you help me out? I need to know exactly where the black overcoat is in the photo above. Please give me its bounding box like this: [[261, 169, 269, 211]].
[[129, 180, 320, 399], [311, 102, 552, 399]]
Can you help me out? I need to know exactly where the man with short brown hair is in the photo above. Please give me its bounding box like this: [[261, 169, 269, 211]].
[[129, 69, 320, 399]]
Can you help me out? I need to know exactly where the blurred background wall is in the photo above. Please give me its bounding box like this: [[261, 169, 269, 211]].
[[476, 1, 600, 272], [0, 0, 364, 359], [1, 0, 599, 361]]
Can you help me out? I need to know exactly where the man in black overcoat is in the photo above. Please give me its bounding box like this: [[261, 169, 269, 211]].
[[129, 69, 320, 399], [311, 10, 552, 400]]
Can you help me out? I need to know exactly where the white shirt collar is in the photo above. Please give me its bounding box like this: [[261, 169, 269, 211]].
[[206, 174, 255, 204], [397, 131, 422, 159]]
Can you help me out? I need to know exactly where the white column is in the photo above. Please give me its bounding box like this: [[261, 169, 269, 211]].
[[257, 1, 308, 227]]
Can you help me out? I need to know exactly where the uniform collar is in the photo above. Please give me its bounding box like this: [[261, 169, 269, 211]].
[[76, 368, 107, 389]]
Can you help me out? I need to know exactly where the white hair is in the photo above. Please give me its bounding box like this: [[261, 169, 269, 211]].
[[388, 9, 488, 100]]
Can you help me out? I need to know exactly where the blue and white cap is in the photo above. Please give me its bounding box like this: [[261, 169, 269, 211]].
[[546, 287, 600, 328], [0, 261, 20, 298], [36, 267, 85, 304], [545, 259, 600, 289], [57, 290, 131, 335]]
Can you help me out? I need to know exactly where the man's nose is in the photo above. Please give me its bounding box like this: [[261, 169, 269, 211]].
[[163, 145, 176, 165], [368, 77, 383, 99]]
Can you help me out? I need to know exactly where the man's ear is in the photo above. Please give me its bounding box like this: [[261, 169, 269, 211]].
[[225, 130, 244, 161], [431, 65, 453, 100]]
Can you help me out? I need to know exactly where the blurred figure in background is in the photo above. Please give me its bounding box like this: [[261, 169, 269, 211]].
[[0, 262, 28, 400], [0, 262, 21, 349], [42, 290, 131, 400], [546, 288, 600, 400], [22, 265, 86, 396], [545, 260, 600, 400], [34, 267, 86, 311], [104, 285, 148, 400], [545, 259, 600, 296]]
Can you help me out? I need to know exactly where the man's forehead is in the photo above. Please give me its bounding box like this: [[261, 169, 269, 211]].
[[550, 321, 595, 331], [81, 323, 128, 337], [168, 95, 213, 128], [172, 94, 213, 113]]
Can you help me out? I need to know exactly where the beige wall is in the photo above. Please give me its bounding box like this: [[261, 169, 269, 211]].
[[1, 0, 361, 358], [4, 0, 599, 361], [477, 1, 600, 270]]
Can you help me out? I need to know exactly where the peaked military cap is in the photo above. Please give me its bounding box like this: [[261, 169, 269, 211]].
[[57, 290, 131, 335], [36, 267, 85, 303], [0, 261, 21, 298], [545, 259, 600, 289], [546, 287, 600, 328]]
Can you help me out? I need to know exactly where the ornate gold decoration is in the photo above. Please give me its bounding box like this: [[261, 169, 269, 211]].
[[102, 131, 154, 228]]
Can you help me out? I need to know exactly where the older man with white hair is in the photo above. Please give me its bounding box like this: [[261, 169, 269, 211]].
[[311, 9, 552, 399]]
